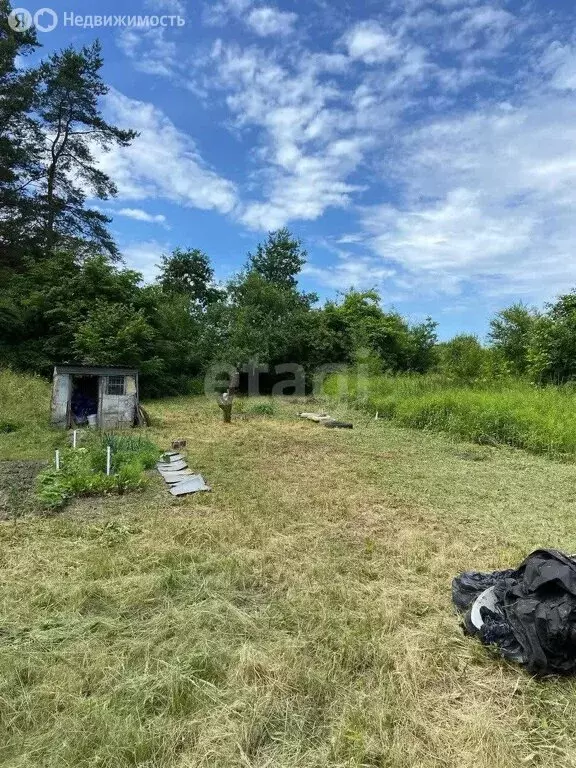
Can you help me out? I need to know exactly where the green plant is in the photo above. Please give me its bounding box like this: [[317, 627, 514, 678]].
[[249, 402, 276, 416], [326, 373, 576, 460], [35, 467, 70, 510], [35, 436, 159, 510], [114, 461, 148, 494]]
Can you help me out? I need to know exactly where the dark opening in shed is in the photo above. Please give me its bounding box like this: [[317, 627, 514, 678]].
[[70, 375, 99, 425]]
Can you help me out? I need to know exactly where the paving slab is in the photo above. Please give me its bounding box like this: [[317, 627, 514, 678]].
[[169, 475, 211, 496], [161, 453, 185, 463], [157, 459, 188, 472], [161, 470, 195, 484]]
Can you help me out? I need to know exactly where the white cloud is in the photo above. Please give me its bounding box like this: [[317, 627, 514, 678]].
[[205, 0, 254, 25], [364, 189, 536, 272], [304, 257, 395, 291], [360, 86, 576, 298], [98, 89, 237, 214], [111, 2, 576, 306], [246, 6, 297, 36], [121, 239, 170, 282], [542, 42, 576, 91], [117, 28, 179, 78], [343, 20, 403, 64], [145, 0, 185, 13], [210, 42, 373, 229], [117, 208, 167, 224]]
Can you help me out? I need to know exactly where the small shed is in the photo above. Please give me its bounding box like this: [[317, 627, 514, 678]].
[[51, 365, 140, 429]]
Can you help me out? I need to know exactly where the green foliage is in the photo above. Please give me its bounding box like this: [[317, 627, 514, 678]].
[[1, 252, 145, 374], [35, 41, 137, 256], [313, 291, 437, 375], [327, 373, 576, 460], [74, 302, 156, 368], [0, 421, 19, 433], [247, 227, 309, 290], [0, 14, 137, 265], [249, 401, 276, 416], [0, 0, 42, 271], [526, 292, 576, 384], [222, 270, 314, 367], [100, 433, 159, 470], [35, 434, 159, 510], [435, 335, 488, 382], [157, 247, 223, 306], [489, 303, 538, 376]]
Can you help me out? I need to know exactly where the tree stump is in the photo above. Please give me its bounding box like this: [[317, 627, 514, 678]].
[[218, 371, 239, 424], [218, 392, 233, 423]]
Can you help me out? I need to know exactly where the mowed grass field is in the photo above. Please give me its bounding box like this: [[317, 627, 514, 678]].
[[2, 380, 576, 766]]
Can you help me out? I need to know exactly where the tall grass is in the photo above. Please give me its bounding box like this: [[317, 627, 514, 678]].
[[0, 368, 62, 460], [325, 373, 576, 459], [0, 368, 50, 428]]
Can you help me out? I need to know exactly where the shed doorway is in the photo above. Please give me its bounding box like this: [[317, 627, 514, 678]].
[[70, 374, 99, 426]]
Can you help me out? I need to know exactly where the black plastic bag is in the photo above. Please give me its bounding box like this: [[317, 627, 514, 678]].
[[453, 549, 576, 675]]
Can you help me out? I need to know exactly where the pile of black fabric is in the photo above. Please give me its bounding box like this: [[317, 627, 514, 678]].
[[453, 549, 576, 675], [71, 391, 97, 424]]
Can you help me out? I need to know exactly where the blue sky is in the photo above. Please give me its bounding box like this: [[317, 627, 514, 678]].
[[21, 0, 576, 338]]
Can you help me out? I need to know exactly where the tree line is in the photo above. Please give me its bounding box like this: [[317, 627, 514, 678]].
[[1, 1, 576, 396]]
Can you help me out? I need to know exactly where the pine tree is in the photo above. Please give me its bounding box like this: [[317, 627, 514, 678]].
[[35, 41, 138, 257], [0, 0, 42, 269]]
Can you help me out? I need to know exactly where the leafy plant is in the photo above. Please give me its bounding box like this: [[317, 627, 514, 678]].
[[35, 435, 159, 510]]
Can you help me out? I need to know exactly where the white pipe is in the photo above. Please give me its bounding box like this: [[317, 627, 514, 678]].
[[55, 450, 60, 471], [106, 445, 111, 476], [73, 430, 77, 448]]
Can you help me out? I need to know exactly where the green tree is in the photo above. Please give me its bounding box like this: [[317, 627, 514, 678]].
[[74, 302, 157, 369], [0, 0, 42, 270], [223, 271, 312, 366], [0, 251, 143, 373], [35, 41, 137, 257], [436, 334, 489, 382], [489, 303, 537, 376], [337, 290, 414, 371], [527, 292, 576, 383], [406, 317, 438, 373], [157, 247, 223, 306], [248, 228, 309, 290]]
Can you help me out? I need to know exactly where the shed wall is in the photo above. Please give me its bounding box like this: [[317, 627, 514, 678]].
[[51, 373, 71, 427], [100, 374, 138, 428]]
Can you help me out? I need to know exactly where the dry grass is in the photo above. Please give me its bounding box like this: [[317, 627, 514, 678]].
[[2, 390, 576, 767]]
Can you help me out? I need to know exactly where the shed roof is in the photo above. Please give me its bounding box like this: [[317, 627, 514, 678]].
[[54, 365, 139, 377]]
